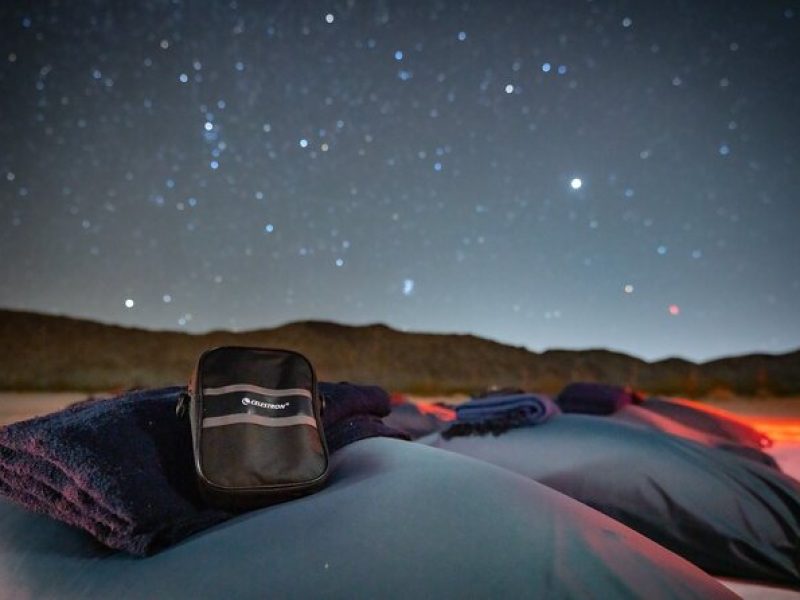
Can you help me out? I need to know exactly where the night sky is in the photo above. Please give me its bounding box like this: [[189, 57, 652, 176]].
[[1, 1, 798, 362]]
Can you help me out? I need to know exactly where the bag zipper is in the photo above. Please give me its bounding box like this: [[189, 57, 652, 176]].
[[176, 366, 197, 419], [175, 391, 190, 418]]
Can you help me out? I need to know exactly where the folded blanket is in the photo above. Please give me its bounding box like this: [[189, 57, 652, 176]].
[[0, 383, 406, 556], [556, 382, 642, 415], [442, 393, 559, 438], [0, 387, 223, 556]]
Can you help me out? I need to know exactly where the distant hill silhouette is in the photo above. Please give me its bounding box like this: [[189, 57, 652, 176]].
[[1, 309, 798, 397]]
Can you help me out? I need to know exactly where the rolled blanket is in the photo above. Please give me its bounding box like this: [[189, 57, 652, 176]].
[[556, 382, 642, 415], [0, 382, 406, 556], [442, 393, 559, 438]]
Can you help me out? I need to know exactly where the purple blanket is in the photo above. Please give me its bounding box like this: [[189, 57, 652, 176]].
[[556, 382, 643, 415]]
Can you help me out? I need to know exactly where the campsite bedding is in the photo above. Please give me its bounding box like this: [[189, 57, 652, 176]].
[[0, 438, 735, 599], [0, 384, 407, 555], [0, 384, 797, 596]]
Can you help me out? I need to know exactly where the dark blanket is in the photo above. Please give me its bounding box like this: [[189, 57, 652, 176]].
[[556, 382, 642, 415], [319, 381, 409, 452], [443, 393, 559, 438], [0, 383, 406, 556]]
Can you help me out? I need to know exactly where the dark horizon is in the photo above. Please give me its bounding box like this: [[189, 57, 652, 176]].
[[1, 1, 798, 362], [3, 305, 798, 366]]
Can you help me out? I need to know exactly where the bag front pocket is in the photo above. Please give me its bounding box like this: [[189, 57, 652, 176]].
[[199, 384, 327, 488]]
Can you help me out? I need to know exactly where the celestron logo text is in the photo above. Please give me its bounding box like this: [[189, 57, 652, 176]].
[[242, 397, 289, 410]]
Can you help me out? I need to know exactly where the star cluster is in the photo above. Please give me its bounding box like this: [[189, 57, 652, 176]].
[[1, 1, 798, 361]]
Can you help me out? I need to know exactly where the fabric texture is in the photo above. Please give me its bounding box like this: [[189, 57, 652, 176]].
[[424, 414, 800, 588], [319, 381, 409, 451], [0, 383, 406, 555], [319, 381, 392, 424], [556, 382, 642, 415], [0, 387, 225, 556], [442, 393, 559, 438]]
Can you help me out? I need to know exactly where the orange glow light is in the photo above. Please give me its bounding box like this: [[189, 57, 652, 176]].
[[415, 401, 457, 421], [742, 417, 800, 443]]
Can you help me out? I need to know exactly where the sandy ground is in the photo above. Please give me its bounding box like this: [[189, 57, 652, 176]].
[[702, 397, 800, 417], [0, 392, 91, 426]]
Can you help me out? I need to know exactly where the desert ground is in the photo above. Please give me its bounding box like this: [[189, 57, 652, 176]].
[[0, 392, 94, 426]]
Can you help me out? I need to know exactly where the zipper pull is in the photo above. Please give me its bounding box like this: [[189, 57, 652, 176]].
[[176, 391, 191, 418]]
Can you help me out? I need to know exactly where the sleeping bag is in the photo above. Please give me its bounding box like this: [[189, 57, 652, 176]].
[[423, 414, 800, 587]]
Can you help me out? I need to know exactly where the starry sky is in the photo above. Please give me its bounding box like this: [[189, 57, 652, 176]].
[[1, 1, 799, 362]]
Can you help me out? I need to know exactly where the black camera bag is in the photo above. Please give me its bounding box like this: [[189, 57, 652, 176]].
[[177, 346, 329, 510]]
